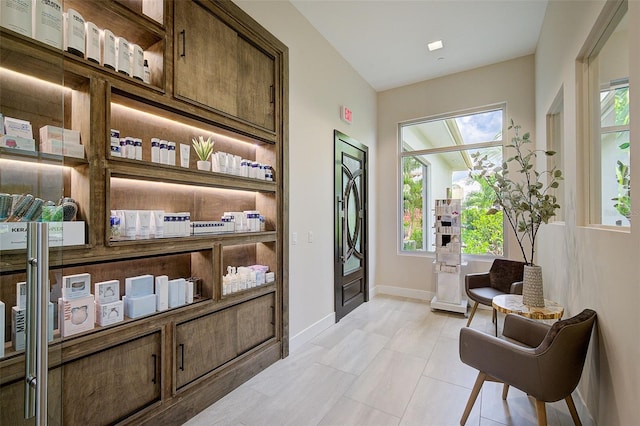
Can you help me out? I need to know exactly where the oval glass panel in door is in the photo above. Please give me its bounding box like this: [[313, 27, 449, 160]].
[[342, 156, 363, 274]]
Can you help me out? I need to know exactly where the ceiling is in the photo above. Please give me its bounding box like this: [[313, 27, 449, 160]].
[[290, 0, 549, 92]]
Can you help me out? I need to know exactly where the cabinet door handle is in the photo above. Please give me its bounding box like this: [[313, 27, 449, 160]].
[[179, 343, 185, 371], [270, 85, 275, 104], [151, 354, 158, 384], [270, 305, 275, 325], [180, 29, 186, 57]]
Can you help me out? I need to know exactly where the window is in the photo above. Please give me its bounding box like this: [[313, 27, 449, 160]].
[[546, 88, 564, 222], [584, 2, 629, 226], [400, 107, 506, 255]]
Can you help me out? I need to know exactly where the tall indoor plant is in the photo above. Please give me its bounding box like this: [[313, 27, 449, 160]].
[[470, 120, 562, 306]]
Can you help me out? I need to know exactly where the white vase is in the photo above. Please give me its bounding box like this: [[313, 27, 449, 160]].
[[522, 264, 545, 307], [197, 160, 211, 171]]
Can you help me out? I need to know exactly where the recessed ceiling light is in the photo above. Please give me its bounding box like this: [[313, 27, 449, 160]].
[[428, 40, 444, 51]]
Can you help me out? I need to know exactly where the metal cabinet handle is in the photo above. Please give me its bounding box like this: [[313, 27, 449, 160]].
[[151, 354, 158, 384], [180, 30, 186, 57], [179, 343, 185, 371], [24, 223, 49, 424]]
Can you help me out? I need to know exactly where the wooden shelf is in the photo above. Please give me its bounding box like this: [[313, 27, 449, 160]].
[[107, 158, 277, 193], [0, 147, 88, 167]]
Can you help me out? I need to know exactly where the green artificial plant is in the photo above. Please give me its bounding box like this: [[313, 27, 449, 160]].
[[192, 135, 215, 161], [612, 142, 631, 222], [470, 119, 563, 265]]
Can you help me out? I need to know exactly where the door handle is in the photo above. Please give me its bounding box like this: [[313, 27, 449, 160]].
[[179, 29, 186, 57], [179, 343, 185, 371], [151, 354, 158, 384], [24, 223, 49, 424]]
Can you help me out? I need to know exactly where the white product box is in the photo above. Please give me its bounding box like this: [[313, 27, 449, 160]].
[[101, 29, 116, 70], [40, 140, 85, 158], [16, 281, 26, 308], [95, 280, 120, 304], [4, 116, 33, 139], [116, 37, 131, 76], [39, 125, 81, 145], [59, 295, 95, 337], [10, 302, 54, 350], [168, 278, 186, 308], [0, 0, 32, 36], [151, 210, 164, 238], [85, 21, 100, 63], [265, 272, 275, 283], [1, 135, 35, 151], [61, 273, 91, 300], [32, 0, 63, 49], [95, 300, 123, 326], [185, 279, 194, 304], [155, 275, 168, 311], [11, 306, 26, 350], [0, 301, 4, 358], [130, 43, 144, 80], [0, 221, 84, 250], [125, 274, 154, 298], [191, 221, 226, 235], [124, 294, 156, 318]]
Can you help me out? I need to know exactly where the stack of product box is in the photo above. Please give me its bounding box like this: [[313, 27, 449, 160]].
[[39, 125, 84, 158], [124, 275, 156, 318], [94, 280, 123, 326], [12, 282, 54, 350], [58, 273, 95, 337]]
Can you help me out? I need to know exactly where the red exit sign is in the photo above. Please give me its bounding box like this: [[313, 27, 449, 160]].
[[340, 105, 353, 124]]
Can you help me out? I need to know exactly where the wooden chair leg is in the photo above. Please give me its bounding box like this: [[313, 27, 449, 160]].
[[466, 302, 479, 327], [565, 395, 582, 426], [535, 399, 548, 426], [460, 372, 486, 425], [502, 384, 509, 400]]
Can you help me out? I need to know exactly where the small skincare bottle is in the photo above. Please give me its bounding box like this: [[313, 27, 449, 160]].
[[102, 29, 116, 70], [168, 142, 176, 166], [64, 8, 85, 57], [85, 22, 100, 63], [126, 137, 135, 159], [131, 43, 145, 81], [143, 59, 151, 84], [134, 138, 142, 160], [151, 138, 160, 163], [159, 140, 168, 164], [116, 37, 131, 76]]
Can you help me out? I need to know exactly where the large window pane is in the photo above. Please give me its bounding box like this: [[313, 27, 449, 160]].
[[587, 3, 629, 226]]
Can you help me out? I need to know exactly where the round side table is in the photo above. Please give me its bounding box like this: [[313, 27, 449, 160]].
[[492, 294, 564, 320]]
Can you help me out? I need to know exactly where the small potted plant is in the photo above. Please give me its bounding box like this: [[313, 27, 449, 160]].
[[470, 119, 562, 307], [192, 135, 214, 171]]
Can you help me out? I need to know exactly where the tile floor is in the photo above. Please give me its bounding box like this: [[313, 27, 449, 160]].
[[184, 295, 594, 426]]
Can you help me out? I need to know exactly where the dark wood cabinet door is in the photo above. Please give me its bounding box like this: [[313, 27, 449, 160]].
[[237, 37, 276, 131], [175, 308, 238, 389], [236, 293, 276, 354], [174, 0, 238, 116], [61, 332, 161, 425], [0, 367, 62, 425]]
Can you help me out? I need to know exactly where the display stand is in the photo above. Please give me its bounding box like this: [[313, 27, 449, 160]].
[[431, 198, 468, 315]]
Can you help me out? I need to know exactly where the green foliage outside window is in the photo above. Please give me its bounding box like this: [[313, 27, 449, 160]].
[[403, 157, 424, 250], [461, 176, 503, 256]]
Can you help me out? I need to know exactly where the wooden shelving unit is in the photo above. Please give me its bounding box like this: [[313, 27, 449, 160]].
[[0, 1, 288, 424]]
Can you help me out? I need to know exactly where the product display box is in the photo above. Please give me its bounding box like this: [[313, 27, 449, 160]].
[[95, 300, 123, 326], [11, 306, 25, 351], [155, 275, 168, 312], [33, 0, 63, 49], [16, 281, 26, 308], [40, 140, 85, 158], [95, 280, 120, 304], [40, 125, 82, 149], [125, 275, 154, 298], [59, 295, 95, 337], [10, 302, 54, 351], [124, 294, 156, 318], [1, 135, 35, 152], [168, 278, 186, 308], [62, 273, 91, 300], [0, 221, 85, 250]]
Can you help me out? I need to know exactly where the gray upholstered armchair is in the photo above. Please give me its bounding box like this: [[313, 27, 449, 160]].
[[465, 259, 525, 331], [459, 309, 597, 426]]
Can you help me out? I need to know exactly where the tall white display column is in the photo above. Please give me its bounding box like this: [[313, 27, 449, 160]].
[[431, 198, 468, 315]]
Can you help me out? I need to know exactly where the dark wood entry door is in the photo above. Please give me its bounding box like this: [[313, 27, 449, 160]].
[[334, 130, 368, 322]]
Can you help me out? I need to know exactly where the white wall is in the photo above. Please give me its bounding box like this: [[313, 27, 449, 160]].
[[234, 1, 378, 350], [535, 1, 639, 424], [376, 56, 536, 298]]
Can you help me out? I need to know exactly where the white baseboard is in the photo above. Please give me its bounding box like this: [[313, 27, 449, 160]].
[[373, 285, 434, 301], [289, 312, 335, 353]]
